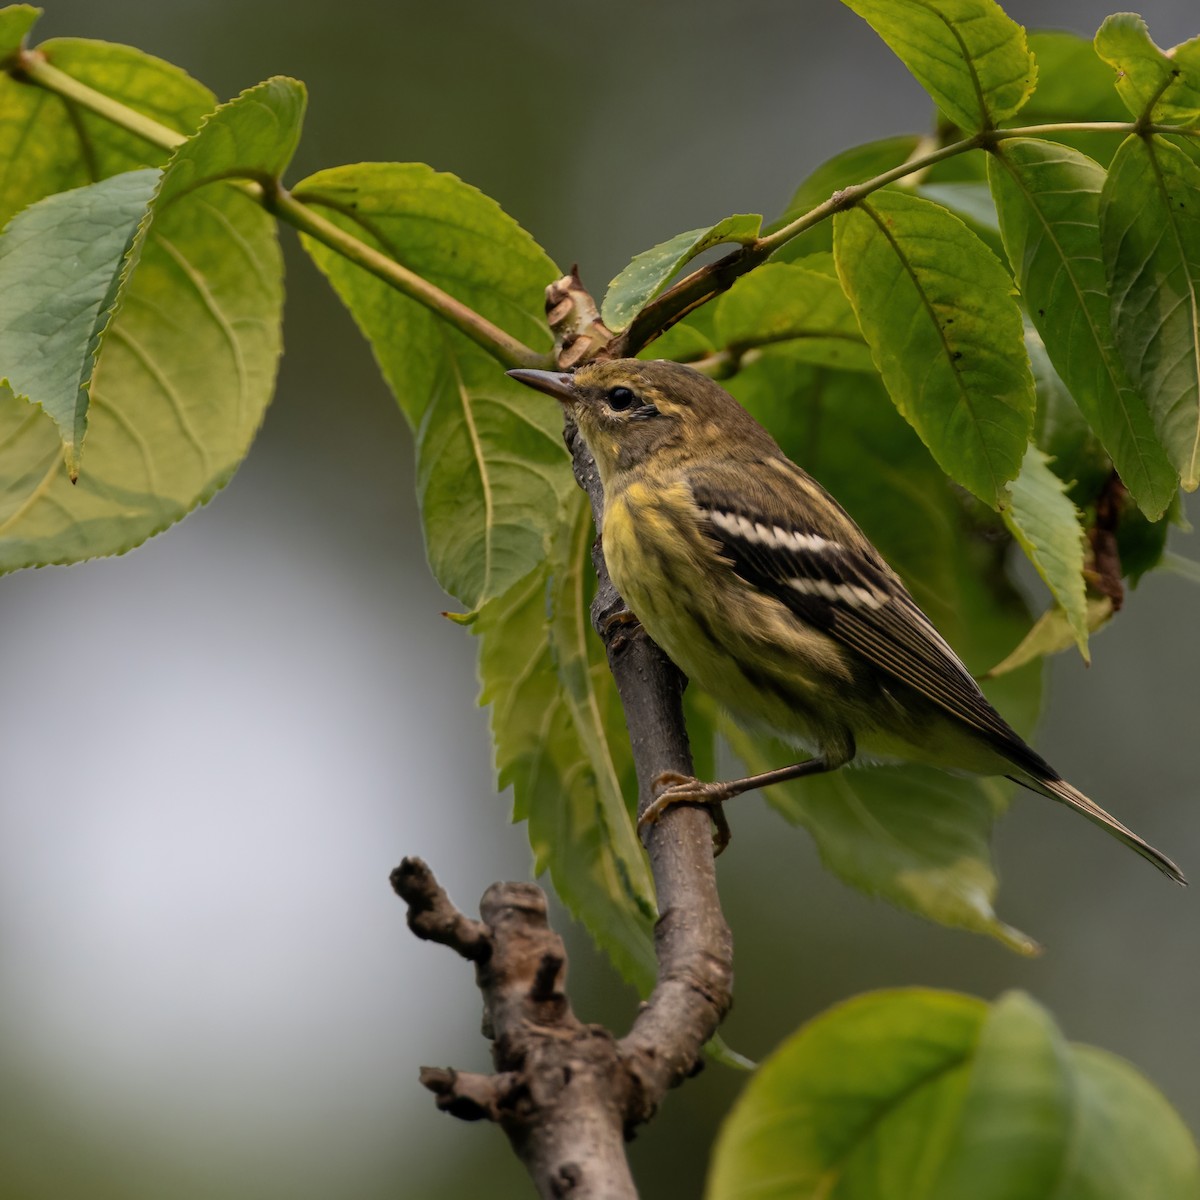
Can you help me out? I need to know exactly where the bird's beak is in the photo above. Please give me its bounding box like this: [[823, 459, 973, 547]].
[[506, 368, 577, 405]]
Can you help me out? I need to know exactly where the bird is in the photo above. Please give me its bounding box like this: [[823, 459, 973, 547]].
[[507, 358, 1185, 884]]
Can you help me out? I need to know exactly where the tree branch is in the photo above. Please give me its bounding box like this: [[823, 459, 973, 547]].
[[394, 275, 734, 1197], [393, 858, 639, 1200], [552, 276, 734, 1113], [548, 271, 735, 1115]]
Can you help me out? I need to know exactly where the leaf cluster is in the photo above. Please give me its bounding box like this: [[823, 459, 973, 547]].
[[2, 0, 1198, 981]]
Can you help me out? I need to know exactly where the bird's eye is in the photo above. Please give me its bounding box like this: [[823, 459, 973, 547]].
[[606, 386, 637, 412]]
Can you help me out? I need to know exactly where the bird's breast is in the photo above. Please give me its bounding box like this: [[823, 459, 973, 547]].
[[601, 479, 861, 746]]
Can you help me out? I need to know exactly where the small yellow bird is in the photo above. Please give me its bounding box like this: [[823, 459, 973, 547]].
[[509, 358, 1184, 884]]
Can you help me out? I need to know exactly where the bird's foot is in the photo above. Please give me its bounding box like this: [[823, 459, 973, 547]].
[[640, 771, 732, 856], [600, 607, 642, 653]]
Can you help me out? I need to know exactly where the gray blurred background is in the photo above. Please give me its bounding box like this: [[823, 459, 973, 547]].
[[1, 2, 1196, 1196]]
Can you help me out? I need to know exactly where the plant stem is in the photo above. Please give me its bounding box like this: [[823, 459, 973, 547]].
[[13, 52, 552, 372], [761, 118, 1178, 252], [270, 186, 552, 369], [612, 133, 981, 354], [16, 50, 1200, 364], [16, 52, 186, 151], [757, 134, 980, 254], [611, 117, 1200, 356], [996, 120, 1134, 138]]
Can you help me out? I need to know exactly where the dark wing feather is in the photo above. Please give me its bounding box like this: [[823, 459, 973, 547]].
[[688, 461, 1044, 772]]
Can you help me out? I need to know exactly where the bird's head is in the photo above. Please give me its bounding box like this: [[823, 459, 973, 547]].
[[508, 358, 773, 484]]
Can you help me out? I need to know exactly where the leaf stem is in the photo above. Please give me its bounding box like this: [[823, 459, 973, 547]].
[[611, 117, 1200, 356], [995, 120, 1134, 138], [13, 52, 552, 372], [272, 186, 552, 369], [15, 51, 186, 151], [612, 133, 982, 356], [758, 134, 980, 253], [1147, 124, 1200, 139], [994, 120, 1200, 138]]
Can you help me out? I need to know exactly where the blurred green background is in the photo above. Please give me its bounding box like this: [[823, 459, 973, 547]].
[[1, 1, 1197, 1196]]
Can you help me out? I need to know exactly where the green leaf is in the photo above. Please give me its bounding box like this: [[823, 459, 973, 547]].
[[160, 76, 305, 201], [834, 188, 1035, 507], [1020, 31, 1129, 164], [0, 37, 215, 226], [294, 162, 572, 610], [922, 146, 990, 186], [721, 363, 1040, 949], [473, 500, 656, 992], [639, 318, 716, 365], [840, 0, 1036, 132], [1066, 1045, 1200, 1200], [1116, 495, 1173, 585], [707, 989, 988, 1200], [1101, 134, 1200, 490], [0, 78, 297, 573], [711, 261, 873, 373], [897, 992, 1073, 1199], [0, 168, 158, 476], [1023, 31, 1132, 125], [1094, 14, 1200, 126], [708, 989, 1200, 1200], [987, 139, 1178, 518], [1003, 445, 1089, 658], [1027, 326, 1165, 586], [986, 597, 1114, 678], [1026, 324, 1112, 501], [772, 136, 921, 261], [600, 214, 761, 331], [0, 379, 60, 524], [729, 732, 1039, 955], [915, 181, 1005, 259], [636, 298, 721, 366], [0, 4, 39, 59]]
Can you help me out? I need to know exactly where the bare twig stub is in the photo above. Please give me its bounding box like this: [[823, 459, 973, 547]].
[[395, 274, 734, 1199], [394, 859, 639, 1199]]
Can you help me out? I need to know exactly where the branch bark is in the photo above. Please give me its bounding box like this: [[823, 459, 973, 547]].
[[394, 272, 734, 1198], [393, 859, 638, 1198]]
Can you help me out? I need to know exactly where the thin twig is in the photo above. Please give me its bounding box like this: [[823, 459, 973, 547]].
[[391, 858, 490, 962]]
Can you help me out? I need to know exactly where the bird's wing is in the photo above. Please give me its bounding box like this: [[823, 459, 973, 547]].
[[687, 459, 1038, 766]]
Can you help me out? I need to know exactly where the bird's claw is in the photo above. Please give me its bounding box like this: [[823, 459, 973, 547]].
[[639, 772, 732, 856], [600, 608, 642, 653]]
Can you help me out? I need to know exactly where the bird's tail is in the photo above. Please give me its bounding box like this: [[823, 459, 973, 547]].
[[1011, 772, 1186, 886]]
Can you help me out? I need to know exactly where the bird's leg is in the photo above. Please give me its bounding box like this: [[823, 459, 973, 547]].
[[640, 735, 854, 855]]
